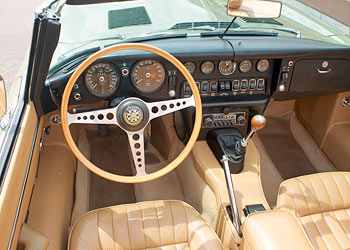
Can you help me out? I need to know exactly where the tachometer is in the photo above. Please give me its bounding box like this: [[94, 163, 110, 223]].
[[219, 60, 236, 75], [84, 63, 119, 97], [131, 60, 165, 93]]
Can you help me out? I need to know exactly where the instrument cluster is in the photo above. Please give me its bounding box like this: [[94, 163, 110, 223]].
[[66, 58, 272, 103]]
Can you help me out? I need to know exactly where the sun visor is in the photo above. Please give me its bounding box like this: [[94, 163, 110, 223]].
[[66, 0, 133, 5]]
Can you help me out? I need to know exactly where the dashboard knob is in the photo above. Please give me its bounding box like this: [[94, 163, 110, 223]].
[[73, 92, 82, 101], [237, 115, 246, 125], [168, 90, 176, 97], [278, 84, 286, 92], [204, 117, 214, 127]]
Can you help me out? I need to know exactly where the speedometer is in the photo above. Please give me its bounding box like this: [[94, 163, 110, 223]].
[[85, 63, 119, 97], [131, 60, 165, 93]]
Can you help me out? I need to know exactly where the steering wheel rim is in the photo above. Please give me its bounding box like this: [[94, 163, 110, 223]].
[[60, 43, 202, 183]]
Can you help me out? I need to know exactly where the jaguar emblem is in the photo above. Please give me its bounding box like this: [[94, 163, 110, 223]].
[[123, 106, 144, 126]]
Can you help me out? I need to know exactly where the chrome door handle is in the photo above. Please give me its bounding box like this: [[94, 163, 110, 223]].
[[317, 69, 332, 74]]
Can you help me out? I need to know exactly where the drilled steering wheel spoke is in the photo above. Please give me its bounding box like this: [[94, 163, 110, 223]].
[[126, 129, 146, 177], [147, 96, 195, 120], [67, 107, 118, 125]]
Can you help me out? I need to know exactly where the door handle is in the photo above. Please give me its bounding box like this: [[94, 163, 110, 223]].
[[317, 69, 332, 74]]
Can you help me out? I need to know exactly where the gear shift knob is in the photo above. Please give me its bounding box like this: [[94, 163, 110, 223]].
[[240, 115, 266, 148], [251, 115, 267, 131]]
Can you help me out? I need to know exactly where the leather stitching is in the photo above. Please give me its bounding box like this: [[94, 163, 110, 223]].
[[309, 214, 328, 249], [97, 210, 104, 250], [283, 183, 298, 214], [183, 202, 189, 244], [320, 211, 343, 249], [330, 210, 350, 248], [110, 209, 117, 250], [331, 174, 346, 209], [139, 203, 147, 248], [168, 201, 176, 244], [320, 175, 334, 210], [125, 205, 132, 250], [153, 201, 162, 247], [296, 179, 312, 215], [308, 177, 323, 214]]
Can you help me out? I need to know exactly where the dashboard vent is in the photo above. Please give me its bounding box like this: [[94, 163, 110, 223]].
[[170, 22, 239, 30], [240, 18, 283, 26]]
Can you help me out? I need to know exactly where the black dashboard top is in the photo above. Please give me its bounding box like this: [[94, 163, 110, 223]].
[[46, 35, 350, 108]]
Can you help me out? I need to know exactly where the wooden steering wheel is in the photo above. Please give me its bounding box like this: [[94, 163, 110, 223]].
[[61, 43, 202, 183]]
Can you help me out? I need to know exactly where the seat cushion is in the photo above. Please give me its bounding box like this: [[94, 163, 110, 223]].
[[277, 172, 350, 250], [68, 200, 223, 250]]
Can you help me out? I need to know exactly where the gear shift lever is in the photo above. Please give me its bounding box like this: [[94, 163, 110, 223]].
[[240, 115, 266, 148]]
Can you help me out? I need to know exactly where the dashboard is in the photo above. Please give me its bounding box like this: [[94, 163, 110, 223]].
[[46, 36, 350, 139]]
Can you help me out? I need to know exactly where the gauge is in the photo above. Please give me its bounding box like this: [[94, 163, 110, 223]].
[[201, 61, 215, 75], [84, 63, 119, 97], [184, 62, 196, 75], [131, 60, 165, 93], [239, 60, 253, 73], [219, 60, 236, 75], [256, 59, 270, 73]]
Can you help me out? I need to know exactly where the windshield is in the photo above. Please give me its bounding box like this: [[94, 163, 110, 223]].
[[50, 0, 350, 67]]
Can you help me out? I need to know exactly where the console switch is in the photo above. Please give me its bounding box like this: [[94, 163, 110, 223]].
[[233, 80, 239, 91], [241, 80, 248, 91], [201, 81, 209, 93], [257, 79, 265, 90], [210, 81, 218, 92], [249, 79, 256, 90]]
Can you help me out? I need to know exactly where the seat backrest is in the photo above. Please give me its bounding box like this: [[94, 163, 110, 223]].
[[277, 172, 350, 217]]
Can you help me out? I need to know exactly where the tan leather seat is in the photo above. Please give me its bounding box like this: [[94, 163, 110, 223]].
[[69, 200, 223, 250], [277, 172, 350, 250]]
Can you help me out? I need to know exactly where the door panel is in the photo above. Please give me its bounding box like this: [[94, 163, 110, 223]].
[[0, 102, 42, 250]]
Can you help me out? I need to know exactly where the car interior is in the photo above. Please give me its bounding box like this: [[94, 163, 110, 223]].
[[1, 0, 350, 250]]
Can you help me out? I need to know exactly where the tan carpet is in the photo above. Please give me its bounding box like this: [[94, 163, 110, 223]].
[[257, 112, 318, 180], [87, 127, 136, 210]]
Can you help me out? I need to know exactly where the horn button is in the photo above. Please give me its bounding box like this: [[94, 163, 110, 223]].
[[117, 99, 149, 131]]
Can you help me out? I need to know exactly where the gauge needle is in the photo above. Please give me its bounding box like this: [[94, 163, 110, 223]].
[[91, 84, 98, 89], [136, 79, 143, 84]]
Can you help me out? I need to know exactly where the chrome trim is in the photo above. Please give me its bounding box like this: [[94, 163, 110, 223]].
[[147, 95, 195, 121], [317, 68, 332, 74], [7, 120, 40, 250], [221, 155, 242, 237], [67, 106, 119, 125], [126, 129, 146, 176]]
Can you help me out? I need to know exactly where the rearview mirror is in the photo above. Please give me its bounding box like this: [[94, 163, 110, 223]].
[[227, 0, 282, 19], [0, 75, 7, 118]]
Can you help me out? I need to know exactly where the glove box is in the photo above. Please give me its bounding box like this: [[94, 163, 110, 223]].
[[289, 59, 350, 92]]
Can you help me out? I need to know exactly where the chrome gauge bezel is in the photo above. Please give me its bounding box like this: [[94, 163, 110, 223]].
[[130, 60, 166, 93], [218, 60, 236, 75], [184, 62, 196, 75], [201, 61, 215, 75], [256, 59, 270, 73], [239, 60, 253, 73], [84, 63, 120, 97]]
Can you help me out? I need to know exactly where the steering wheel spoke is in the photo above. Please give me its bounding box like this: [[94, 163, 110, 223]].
[[147, 96, 195, 120], [67, 107, 118, 125], [126, 129, 146, 177]]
